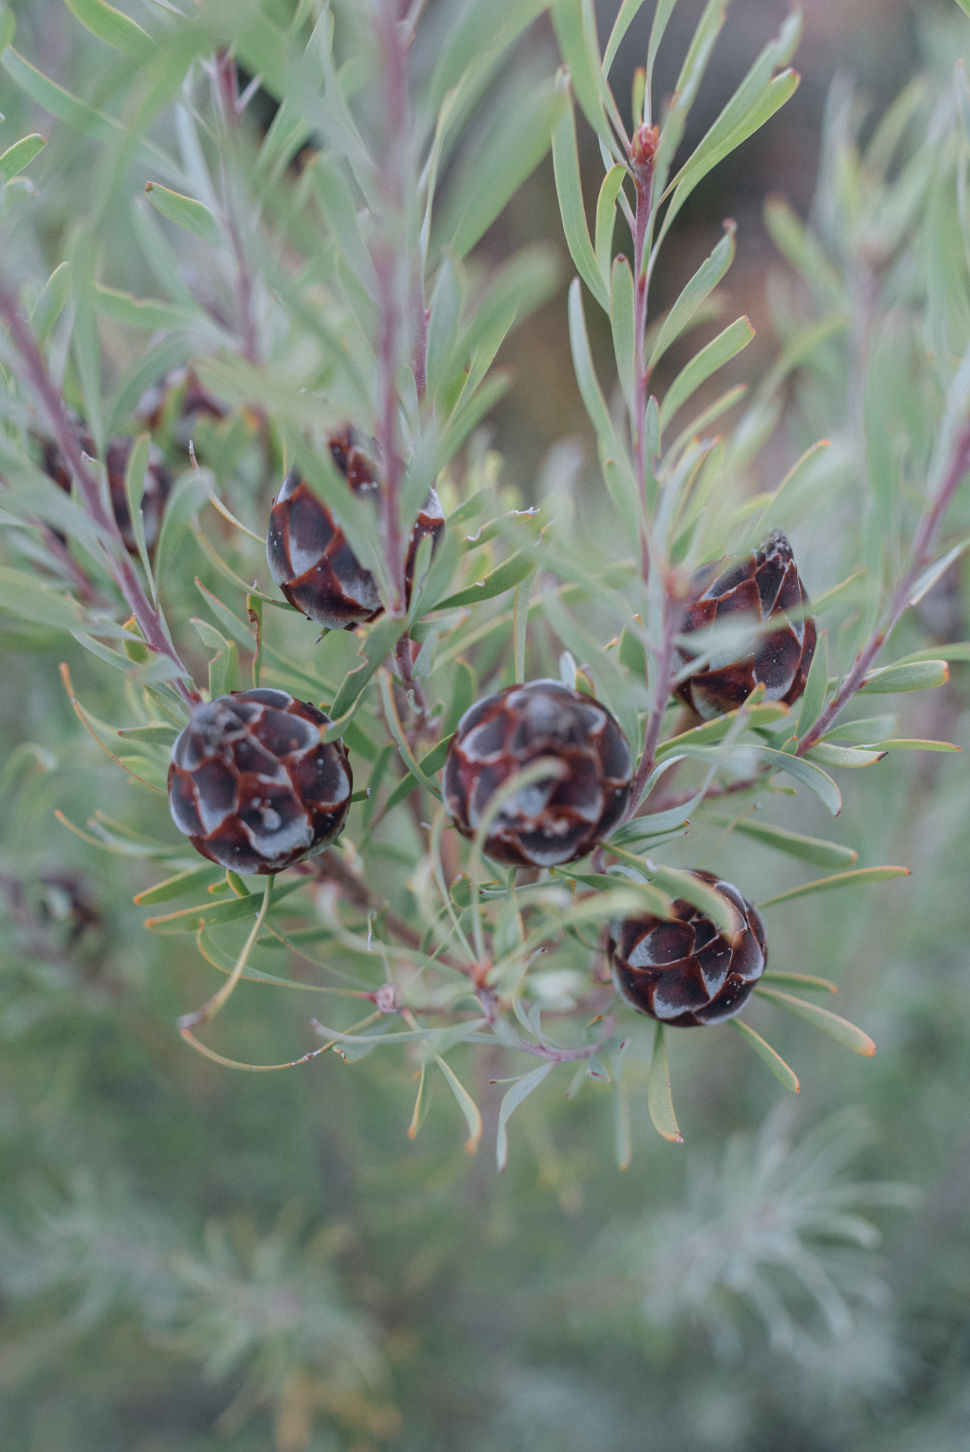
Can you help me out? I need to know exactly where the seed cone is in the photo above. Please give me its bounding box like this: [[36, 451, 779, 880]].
[[40, 419, 172, 556], [266, 428, 444, 630], [443, 678, 633, 868], [168, 688, 352, 874], [675, 530, 816, 719], [610, 870, 766, 1027]]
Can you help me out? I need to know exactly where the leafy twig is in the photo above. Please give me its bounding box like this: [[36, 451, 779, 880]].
[[0, 284, 201, 707], [799, 419, 970, 754]]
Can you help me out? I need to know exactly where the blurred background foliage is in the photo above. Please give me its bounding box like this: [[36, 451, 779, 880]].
[[1, 1, 969, 1450]]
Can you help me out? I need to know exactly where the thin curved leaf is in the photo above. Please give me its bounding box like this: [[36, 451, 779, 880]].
[[647, 1023, 683, 1143]]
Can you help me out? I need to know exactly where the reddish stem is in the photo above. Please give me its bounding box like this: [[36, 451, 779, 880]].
[[0, 285, 201, 706], [372, 0, 412, 614], [798, 419, 970, 754]]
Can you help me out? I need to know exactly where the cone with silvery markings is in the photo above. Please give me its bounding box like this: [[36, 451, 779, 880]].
[[443, 678, 633, 868], [266, 427, 444, 630], [675, 530, 817, 719], [610, 871, 767, 1027], [168, 688, 352, 874]]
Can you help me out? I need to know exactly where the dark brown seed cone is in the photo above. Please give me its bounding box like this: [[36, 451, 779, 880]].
[[168, 688, 352, 874], [266, 428, 445, 630], [39, 420, 172, 556], [135, 367, 228, 438], [675, 530, 817, 720], [443, 679, 633, 868], [610, 870, 766, 1027], [104, 438, 173, 555]]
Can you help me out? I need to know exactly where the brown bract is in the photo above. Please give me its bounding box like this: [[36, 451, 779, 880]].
[[610, 870, 766, 1027], [675, 529, 817, 719], [168, 688, 352, 874], [443, 679, 633, 868], [266, 428, 444, 630]]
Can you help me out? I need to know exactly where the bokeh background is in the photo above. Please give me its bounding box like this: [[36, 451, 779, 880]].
[[2, 2, 969, 1450]]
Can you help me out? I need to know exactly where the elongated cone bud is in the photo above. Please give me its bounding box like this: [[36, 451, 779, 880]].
[[266, 427, 444, 630], [675, 530, 817, 719], [610, 870, 766, 1027], [168, 688, 352, 874], [443, 678, 633, 868]]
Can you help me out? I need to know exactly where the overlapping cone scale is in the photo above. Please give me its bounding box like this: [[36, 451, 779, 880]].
[[610, 870, 766, 1027], [168, 688, 352, 874], [676, 529, 817, 719], [266, 427, 444, 630], [443, 678, 633, 868]]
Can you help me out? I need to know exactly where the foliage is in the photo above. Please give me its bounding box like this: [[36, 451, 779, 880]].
[[1, 0, 969, 1448]]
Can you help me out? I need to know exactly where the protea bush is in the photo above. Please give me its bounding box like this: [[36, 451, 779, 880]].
[[1, 4, 969, 1442], [1, 0, 965, 1152]]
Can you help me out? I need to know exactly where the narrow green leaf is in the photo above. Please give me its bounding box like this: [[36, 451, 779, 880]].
[[594, 164, 627, 285], [821, 714, 896, 745], [647, 1024, 683, 1143], [145, 880, 303, 934], [30, 259, 71, 342], [751, 744, 842, 815], [889, 643, 970, 665], [726, 818, 857, 870], [646, 0, 680, 113], [730, 1017, 800, 1092], [1, 47, 174, 172], [63, 0, 152, 59], [116, 723, 179, 746], [561, 870, 675, 920], [756, 986, 876, 1057], [796, 628, 829, 738], [435, 1055, 483, 1154], [659, 11, 801, 218], [145, 181, 222, 245], [133, 865, 224, 906], [122, 432, 152, 581], [659, 316, 755, 432], [649, 220, 736, 369], [496, 1062, 554, 1171], [552, 74, 608, 311], [603, 0, 646, 74], [652, 0, 728, 190], [430, 0, 547, 111], [0, 131, 44, 183], [764, 194, 841, 300], [759, 865, 910, 909], [908, 542, 969, 606], [328, 615, 407, 720], [610, 255, 636, 413], [442, 81, 561, 260], [433, 546, 540, 611], [377, 670, 441, 795], [806, 742, 887, 768], [425, 253, 463, 400], [762, 971, 838, 995], [0, 566, 83, 632], [873, 738, 961, 753], [645, 865, 739, 933], [567, 277, 627, 462], [602, 458, 643, 547], [94, 283, 202, 333], [860, 660, 949, 693], [153, 470, 213, 589], [655, 700, 790, 757], [549, 0, 612, 140]]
